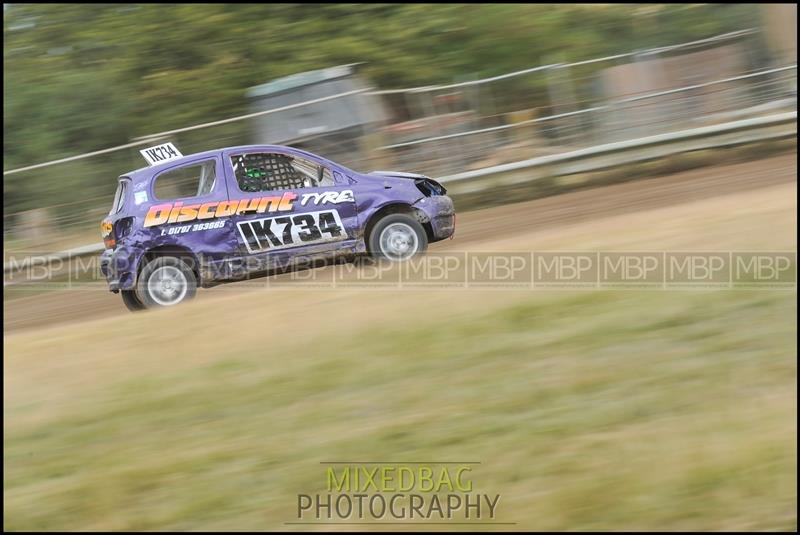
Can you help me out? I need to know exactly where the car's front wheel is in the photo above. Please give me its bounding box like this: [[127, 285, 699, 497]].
[[368, 213, 428, 261], [137, 256, 197, 309]]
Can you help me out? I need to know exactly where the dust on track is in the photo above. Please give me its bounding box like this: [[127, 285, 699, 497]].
[[4, 152, 796, 334]]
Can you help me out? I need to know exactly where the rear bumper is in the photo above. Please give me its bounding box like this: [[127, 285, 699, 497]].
[[100, 246, 138, 291], [414, 195, 455, 241]]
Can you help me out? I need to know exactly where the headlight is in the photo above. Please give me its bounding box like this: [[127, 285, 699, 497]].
[[415, 178, 447, 197]]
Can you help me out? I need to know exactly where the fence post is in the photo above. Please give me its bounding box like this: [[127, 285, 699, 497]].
[[632, 50, 655, 137], [547, 59, 582, 147], [18, 208, 52, 246]]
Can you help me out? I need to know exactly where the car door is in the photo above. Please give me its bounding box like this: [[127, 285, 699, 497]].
[[222, 148, 360, 270]]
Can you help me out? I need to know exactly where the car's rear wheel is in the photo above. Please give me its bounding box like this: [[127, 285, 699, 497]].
[[137, 256, 197, 309], [368, 213, 428, 261], [120, 289, 146, 312]]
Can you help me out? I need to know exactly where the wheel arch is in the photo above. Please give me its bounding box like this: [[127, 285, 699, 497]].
[[138, 244, 201, 283], [363, 202, 433, 245]]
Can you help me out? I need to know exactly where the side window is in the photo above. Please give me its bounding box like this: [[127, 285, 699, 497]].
[[153, 160, 216, 200], [232, 153, 334, 193], [291, 156, 335, 188]]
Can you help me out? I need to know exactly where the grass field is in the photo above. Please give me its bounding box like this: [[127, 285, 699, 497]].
[[4, 290, 796, 531], [4, 177, 797, 531]]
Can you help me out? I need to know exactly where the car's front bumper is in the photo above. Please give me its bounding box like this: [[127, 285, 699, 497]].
[[414, 195, 456, 241]]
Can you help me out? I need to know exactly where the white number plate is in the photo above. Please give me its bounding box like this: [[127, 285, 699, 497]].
[[139, 142, 183, 166]]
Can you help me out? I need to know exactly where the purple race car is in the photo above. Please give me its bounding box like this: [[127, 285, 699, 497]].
[[100, 142, 456, 310]]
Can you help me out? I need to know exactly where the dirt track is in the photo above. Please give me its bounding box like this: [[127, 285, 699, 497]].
[[4, 152, 796, 334]]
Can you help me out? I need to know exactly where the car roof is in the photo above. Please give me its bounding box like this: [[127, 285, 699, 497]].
[[122, 144, 331, 181]]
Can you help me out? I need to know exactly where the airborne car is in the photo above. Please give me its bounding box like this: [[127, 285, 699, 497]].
[[100, 143, 455, 310]]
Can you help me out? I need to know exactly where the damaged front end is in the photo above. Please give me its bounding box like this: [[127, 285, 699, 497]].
[[413, 195, 456, 241], [368, 170, 447, 198]]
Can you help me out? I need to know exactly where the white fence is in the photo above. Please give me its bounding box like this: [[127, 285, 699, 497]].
[[4, 110, 796, 274]]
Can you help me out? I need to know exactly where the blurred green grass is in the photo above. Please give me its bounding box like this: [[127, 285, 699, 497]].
[[4, 289, 796, 531]]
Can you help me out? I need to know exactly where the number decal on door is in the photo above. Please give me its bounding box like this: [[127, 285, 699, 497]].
[[237, 210, 346, 254]]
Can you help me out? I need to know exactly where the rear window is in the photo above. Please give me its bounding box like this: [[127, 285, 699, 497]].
[[109, 179, 128, 214], [153, 160, 217, 200]]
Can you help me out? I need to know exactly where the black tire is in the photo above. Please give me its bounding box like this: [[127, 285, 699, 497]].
[[120, 289, 146, 312], [137, 256, 197, 309], [368, 213, 428, 261]]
